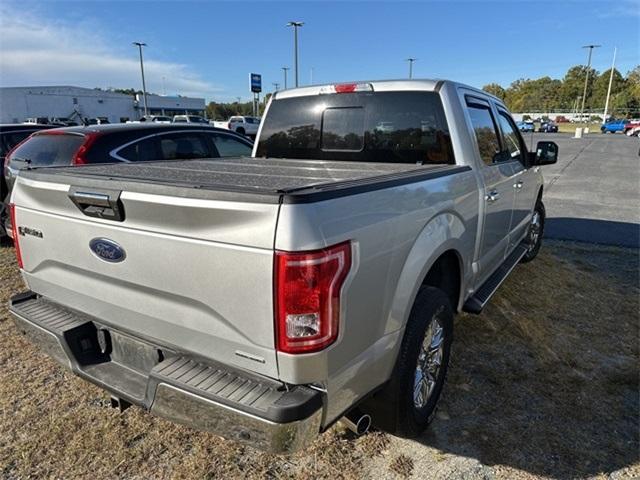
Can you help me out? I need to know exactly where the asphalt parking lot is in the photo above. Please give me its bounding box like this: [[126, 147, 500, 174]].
[[531, 132, 640, 247]]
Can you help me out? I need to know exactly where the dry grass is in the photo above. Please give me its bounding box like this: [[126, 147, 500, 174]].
[[0, 240, 638, 479]]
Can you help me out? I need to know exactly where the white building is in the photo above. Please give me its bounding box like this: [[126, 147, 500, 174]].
[[135, 93, 206, 118], [0, 86, 205, 124]]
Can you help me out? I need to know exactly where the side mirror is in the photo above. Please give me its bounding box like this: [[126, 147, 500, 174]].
[[530, 141, 558, 166]]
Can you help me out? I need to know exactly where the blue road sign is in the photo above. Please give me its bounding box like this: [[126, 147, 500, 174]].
[[251, 73, 262, 93]]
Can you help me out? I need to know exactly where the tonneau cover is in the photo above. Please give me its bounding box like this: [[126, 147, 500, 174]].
[[19, 157, 465, 204]]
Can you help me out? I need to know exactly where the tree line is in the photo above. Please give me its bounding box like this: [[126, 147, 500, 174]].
[[103, 62, 640, 120], [482, 64, 640, 117]]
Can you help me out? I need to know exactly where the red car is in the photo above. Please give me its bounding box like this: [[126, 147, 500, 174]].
[[623, 120, 640, 135]]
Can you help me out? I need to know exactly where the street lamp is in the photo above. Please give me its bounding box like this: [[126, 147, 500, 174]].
[[287, 21, 304, 87], [282, 67, 290, 89], [579, 44, 600, 124], [273, 82, 280, 91], [132, 42, 149, 117], [406, 58, 417, 79]]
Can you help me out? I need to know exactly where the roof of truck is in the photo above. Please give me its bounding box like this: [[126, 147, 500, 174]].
[[274, 78, 502, 103]]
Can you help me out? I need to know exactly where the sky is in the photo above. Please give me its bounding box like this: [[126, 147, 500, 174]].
[[0, 0, 638, 103]]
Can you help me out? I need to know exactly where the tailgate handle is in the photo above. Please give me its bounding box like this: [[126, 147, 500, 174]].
[[68, 187, 125, 222]]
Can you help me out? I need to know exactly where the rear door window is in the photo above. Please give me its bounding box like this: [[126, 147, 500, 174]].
[[256, 91, 455, 164], [117, 137, 158, 162], [159, 133, 210, 160], [9, 133, 84, 167], [209, 134, 252, 157]]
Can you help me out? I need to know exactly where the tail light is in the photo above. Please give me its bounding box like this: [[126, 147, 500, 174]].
[[8, 203, 23, 269], [228, 122, 232, 130], [275, 241, 351, 354], [72, 132, 101, 165]]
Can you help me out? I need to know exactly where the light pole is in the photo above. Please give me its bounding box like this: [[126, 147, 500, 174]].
[[603, 47, 617, 123], [282, 67, 290, 89], [132, 42, 149, 117], [287, 21, 304, 87], [273, 82, 280, 91], [579, 44, 600, 124], [406, 58, 417, 79]]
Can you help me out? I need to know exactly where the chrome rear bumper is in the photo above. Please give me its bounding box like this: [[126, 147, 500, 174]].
[[10, 291, 323, 453]]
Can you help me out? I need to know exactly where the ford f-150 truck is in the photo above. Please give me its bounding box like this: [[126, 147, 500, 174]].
[[8, 79, 558, 453]]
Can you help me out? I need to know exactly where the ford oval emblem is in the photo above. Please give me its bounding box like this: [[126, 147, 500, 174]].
[[89, 238, 126, 263]]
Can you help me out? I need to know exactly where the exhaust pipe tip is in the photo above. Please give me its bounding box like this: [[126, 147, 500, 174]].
[[341, 408, 372, 436], [110, 396, 131, 412]]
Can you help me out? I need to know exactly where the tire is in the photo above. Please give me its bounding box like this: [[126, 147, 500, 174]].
[[386, 286, 454, 437], [521, 199, 545, 263], [236, 127, 245, 136]]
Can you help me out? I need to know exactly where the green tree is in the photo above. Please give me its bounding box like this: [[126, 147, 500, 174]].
[[559, 66, 598, 110], [482, 83, 506, 100], [591, 68, 625, 113]]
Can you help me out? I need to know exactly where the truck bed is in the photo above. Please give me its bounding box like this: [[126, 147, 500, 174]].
[[19, 157, 468, 204]]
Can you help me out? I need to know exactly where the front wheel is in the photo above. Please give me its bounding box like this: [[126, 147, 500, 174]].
[[388, 286, 454, 437], [521, 199, 545, 263]]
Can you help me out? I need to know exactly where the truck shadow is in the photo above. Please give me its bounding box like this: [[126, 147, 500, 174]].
[[545, 217, 640, 248], [411, 241, 639, 478]]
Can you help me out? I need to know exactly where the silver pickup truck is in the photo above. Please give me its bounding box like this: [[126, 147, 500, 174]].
[[8, 79, 558, 453]]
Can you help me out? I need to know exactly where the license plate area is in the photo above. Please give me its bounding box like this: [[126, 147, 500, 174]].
[[99, 328, 167, 374]]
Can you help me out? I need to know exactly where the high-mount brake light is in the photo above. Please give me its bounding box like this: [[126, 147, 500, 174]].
[[319, 83, 374, 94], [275, 241, 352, 354]]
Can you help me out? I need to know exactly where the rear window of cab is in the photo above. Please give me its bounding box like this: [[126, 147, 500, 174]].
[[256, 91, 455, 165]]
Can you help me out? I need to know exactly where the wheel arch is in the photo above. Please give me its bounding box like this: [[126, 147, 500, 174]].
[[386, 211, 471, 336]]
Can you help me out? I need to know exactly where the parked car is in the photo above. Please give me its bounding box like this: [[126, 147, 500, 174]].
[[623, 120, 640, 135], [0, 124, 57, 234], [7, 79, 557, 454], [227, 116, 261, 137], [24, 117, 50, 125], [84, 117, 110, 125], [601, 119, 629, 133], [172, 115, 209, 124], [517, 120, 535, 132], [140, 115, 172, 123], [3, 123, 253, 236], [571, 114, 592, 123], [555, 115, 569, 123], [538, 121, 558, 133], [50, 117, 79, 127], [626, 125, 640, 137]]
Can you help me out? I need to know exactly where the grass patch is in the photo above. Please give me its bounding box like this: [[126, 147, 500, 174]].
[[0, 240, 637, 479]]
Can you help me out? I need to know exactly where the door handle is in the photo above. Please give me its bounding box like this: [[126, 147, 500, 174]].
[[514, 180, 524, 189], [486, 190, 500, 203]]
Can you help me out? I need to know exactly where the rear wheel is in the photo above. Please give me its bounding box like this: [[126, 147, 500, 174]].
[[521, 199, 545, 263], [388, 286, 453, 437], [236, 127, 246, 136]]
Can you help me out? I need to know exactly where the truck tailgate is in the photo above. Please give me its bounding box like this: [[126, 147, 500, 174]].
[[11, 175, 280, 378]]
